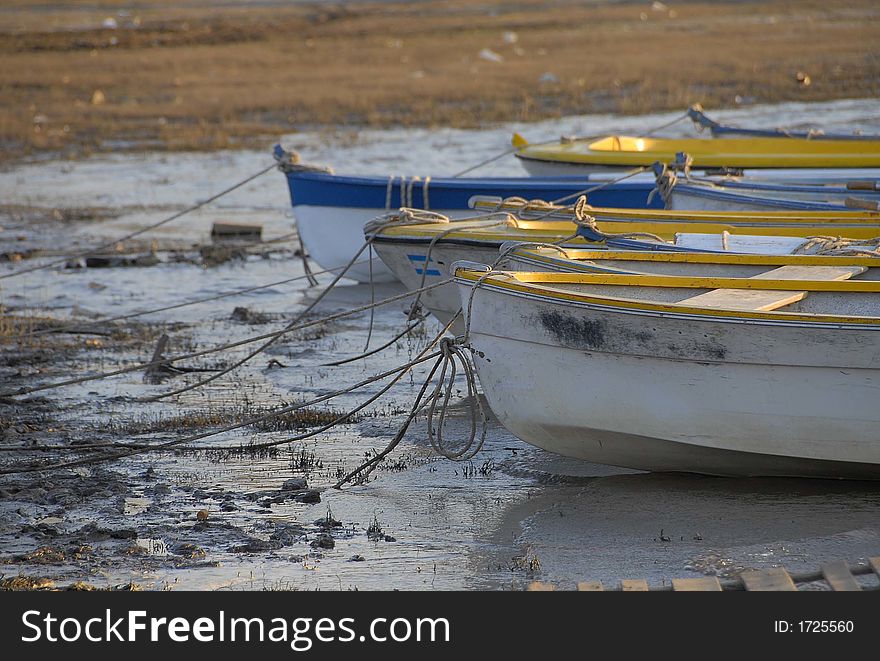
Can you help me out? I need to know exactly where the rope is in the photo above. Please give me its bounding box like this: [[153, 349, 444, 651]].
[[793, 235, 880, 256], [0, 278, 452, 399], [0, 350, 443, 475], [333, 315, 459, 488], [572, 196, 666, 243], [0, 162, 278, 281], [15, 260, 370, 340], [425, 337, 487, 461], [451, 146, 520, 178]]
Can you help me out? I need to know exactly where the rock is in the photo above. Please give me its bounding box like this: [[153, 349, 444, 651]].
[[196, 509, 210, 521], [384, 535, 396, 543], [270, 524, 307, 547], [281, 477, 308, 492], [295, 489, 321, 504], [231, 538, 283, 553], [349, 554, 366, 562], [310, 533, 335, 550], [220, 502, 238, 512], [172, 543, 206, 559]]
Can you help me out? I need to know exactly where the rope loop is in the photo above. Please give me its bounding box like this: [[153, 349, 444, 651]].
[[425, 337, 488, 462]]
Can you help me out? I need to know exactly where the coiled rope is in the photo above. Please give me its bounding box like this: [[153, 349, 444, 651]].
[[793, 236, 880, 257]]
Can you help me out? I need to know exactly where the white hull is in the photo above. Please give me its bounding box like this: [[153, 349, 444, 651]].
[[294, 206, 483, 283], [456, 281, 880, 479]]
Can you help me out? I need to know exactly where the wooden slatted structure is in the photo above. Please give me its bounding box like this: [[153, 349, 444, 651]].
[[525, 557, 880, 591]]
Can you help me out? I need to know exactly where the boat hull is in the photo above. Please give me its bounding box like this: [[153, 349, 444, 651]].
[[456, 280, 880, 479], [283, 169, 660, 283]]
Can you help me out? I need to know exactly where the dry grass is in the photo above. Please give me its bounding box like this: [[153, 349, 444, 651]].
[[1, 0, 879, 162]]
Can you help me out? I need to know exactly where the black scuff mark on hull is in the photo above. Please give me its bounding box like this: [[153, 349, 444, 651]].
[[538, 310, 608, 350]]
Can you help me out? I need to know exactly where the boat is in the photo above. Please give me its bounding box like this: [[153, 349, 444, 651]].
[[687, 105, 880, 141], [453, 265, 880, 479], [274, 146, 662, 283], [653, 165, 880, 212], [369, 197, 880, 329], [514, 134, 880, 176]]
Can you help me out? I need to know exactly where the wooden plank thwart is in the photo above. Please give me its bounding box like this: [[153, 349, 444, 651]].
[[576, 581, 604, 591], [680, 264, 865, 312], [620, 579, 649, 592], [672, 577, 722, 592], [740, 568, 798, 591], [822, 560, 862, 592]]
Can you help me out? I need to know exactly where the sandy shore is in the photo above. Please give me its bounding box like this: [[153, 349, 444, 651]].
[[2, 0, 879, 162]]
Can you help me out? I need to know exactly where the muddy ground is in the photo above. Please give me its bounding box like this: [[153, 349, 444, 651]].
[[2, 101, 880, 591], [2, 0, 880, 162]]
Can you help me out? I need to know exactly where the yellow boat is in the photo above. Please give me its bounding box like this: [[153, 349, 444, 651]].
[[514, 135, 880, 175], [369, 200, 880, 329]]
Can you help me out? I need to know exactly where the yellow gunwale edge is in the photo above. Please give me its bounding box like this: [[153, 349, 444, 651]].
[[455, 269, 880, 325]]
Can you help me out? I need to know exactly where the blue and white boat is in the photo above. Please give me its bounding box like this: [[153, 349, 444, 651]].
[[653, 166, 880, 212], [275, 147, 660, 282], [687, 105, 880, 141]]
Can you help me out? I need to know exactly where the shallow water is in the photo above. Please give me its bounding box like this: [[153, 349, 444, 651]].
[[1, 99, 879, 590]]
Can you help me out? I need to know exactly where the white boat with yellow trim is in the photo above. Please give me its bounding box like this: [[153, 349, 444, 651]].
[[369, 199, 880, 328], [453, 267, 880, 479], [514, 134, 880, 176]]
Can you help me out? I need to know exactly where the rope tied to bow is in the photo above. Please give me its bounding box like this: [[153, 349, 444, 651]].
[[425, 337, 488, 462], [571, 195, 666, 244]]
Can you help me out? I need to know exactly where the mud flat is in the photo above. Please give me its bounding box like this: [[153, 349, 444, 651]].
[[2, 101, 880, 590], [2, 0, 880, 162]]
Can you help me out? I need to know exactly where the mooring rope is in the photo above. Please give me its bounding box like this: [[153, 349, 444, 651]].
[[142, 237, 379, 401], [0, 162, 278, 282], [15, 259, 370, 340], [0, 278, 452, 399], [0, 350, 444, 474]]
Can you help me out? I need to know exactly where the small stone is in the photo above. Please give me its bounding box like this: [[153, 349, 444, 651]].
[[281, 478, 308, 492], [295, 489, 321, 504], [349, 554, 366, 562], [196, 509, 209, 521], [310, 533, 335, 550]]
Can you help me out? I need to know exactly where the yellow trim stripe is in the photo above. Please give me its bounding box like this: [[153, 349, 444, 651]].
[[455, 270, 880, 324], [515, 248, 880, 268], [474, 201, 880, 223], [377, 220, 880, 241]]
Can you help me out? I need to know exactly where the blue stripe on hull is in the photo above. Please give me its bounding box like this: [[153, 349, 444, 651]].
[[281, 170, 662, 210]]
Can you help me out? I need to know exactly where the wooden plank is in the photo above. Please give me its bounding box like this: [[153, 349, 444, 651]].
[[211, 222, 262, 242], [869, 557, 880, 579], [822, 560, 862, 591], [680, 264, 865, 312], [577, 581, 604, 591], [672, 577, 722, 591], [740, 568, 797, 591], [526, 581, 556, 591], [620, 579, 649, 592]]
